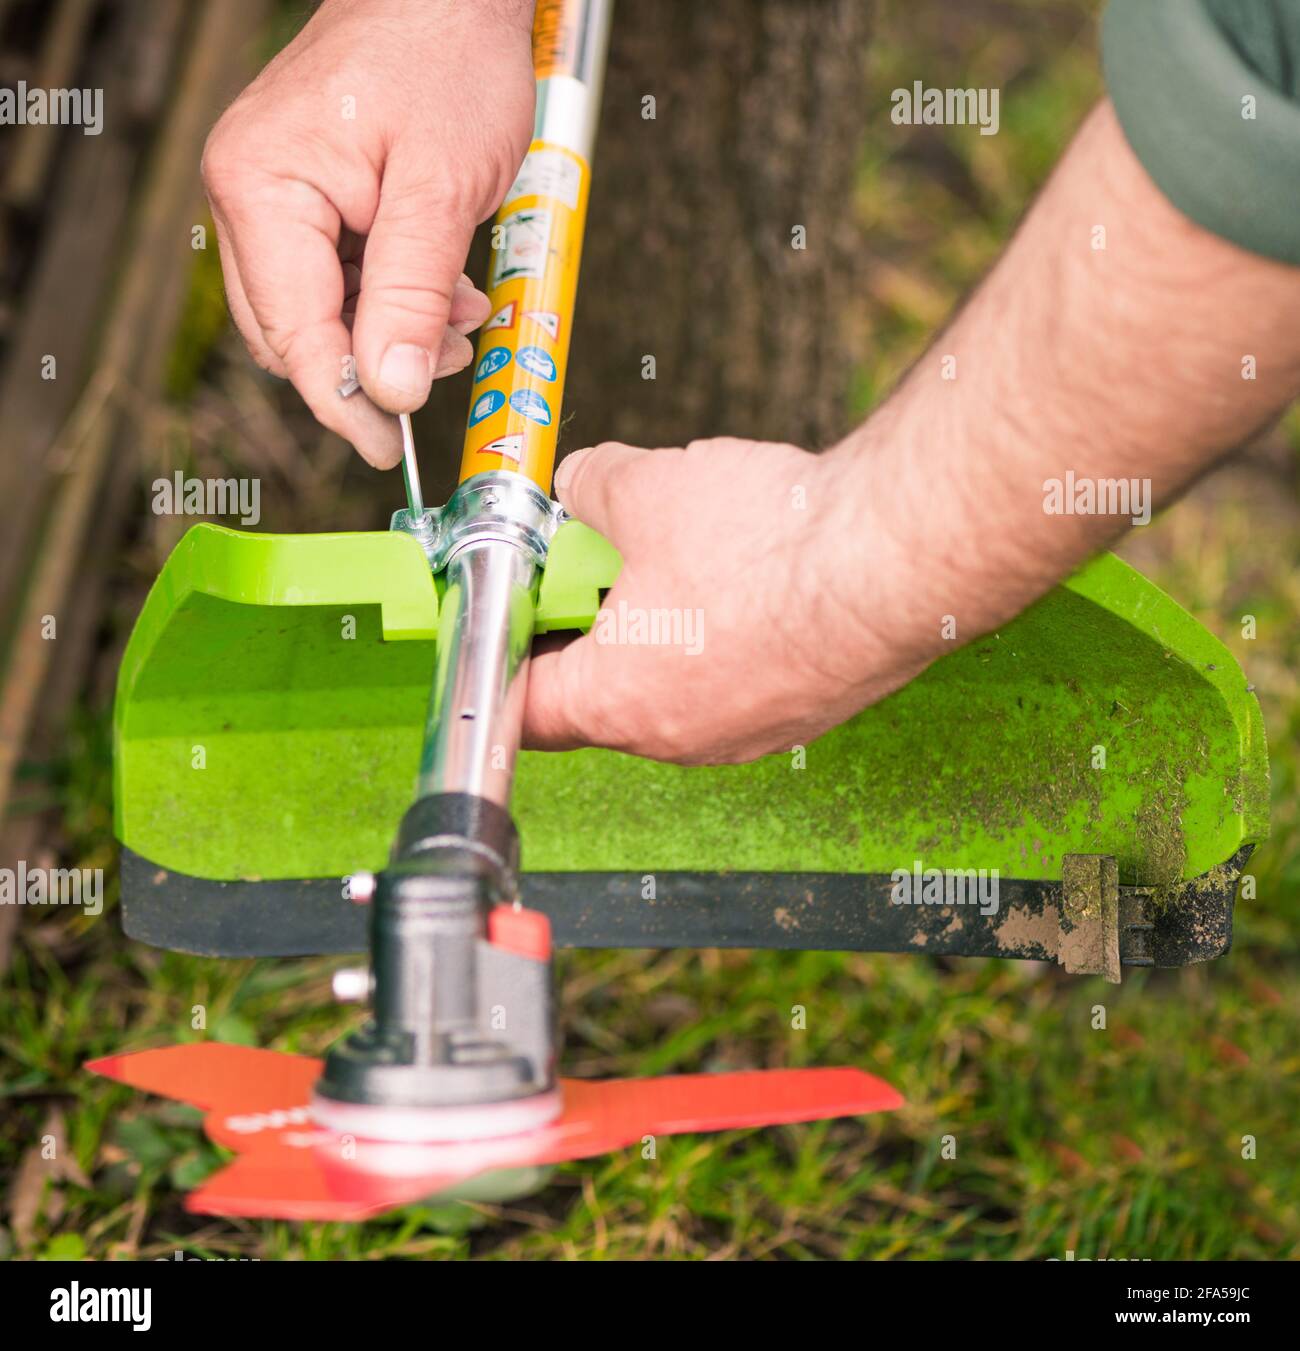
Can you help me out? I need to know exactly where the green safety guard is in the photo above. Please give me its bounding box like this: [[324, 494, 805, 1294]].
[[114, 522, 1268, 893]]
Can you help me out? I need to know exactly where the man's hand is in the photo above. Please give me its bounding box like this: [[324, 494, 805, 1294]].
[[527, 103, 1300, 766], [524, 437, 936, 764], [202, 0, 536, 467]]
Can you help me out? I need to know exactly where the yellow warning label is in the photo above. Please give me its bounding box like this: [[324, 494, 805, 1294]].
[[532, 0, 581, 80], [459, 140, 590, 491]]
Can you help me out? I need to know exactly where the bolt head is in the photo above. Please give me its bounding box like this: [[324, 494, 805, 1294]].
[[332, 967, 371, 1003]]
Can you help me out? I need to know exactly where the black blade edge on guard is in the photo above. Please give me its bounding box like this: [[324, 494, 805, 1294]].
[[118, 845, 1247, 971]]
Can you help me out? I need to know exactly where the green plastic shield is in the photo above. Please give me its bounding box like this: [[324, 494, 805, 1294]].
[[114, 523, 1268, 889]]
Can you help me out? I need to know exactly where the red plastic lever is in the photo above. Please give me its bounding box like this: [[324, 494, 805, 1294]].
[[488, 904, 552, 962]]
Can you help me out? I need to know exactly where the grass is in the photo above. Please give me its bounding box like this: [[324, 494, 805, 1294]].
[[2, 0, 1298, 1260]]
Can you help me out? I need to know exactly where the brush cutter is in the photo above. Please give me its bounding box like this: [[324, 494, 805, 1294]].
[[94, 0, 1268, 1220]]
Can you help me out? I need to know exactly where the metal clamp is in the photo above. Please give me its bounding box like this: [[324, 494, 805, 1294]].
[[392, 471, 565, 574]]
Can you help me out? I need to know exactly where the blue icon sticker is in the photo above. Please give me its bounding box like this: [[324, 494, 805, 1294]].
[[509, 388, 551, 426], [474, 346, 512, 382], [468, 389, 505, 427], [516, 345, 557, 382]]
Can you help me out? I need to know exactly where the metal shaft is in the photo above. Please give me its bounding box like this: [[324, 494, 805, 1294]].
[[419, 0, 612, 810], [318, 0, 611, 1131], [457, 0, 611, 490], [419, 538, 536, 804]]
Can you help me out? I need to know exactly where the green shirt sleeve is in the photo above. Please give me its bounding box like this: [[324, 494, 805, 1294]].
[[1102, 0, 1300, 265]]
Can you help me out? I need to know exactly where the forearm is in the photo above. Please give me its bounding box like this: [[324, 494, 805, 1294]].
[[832, 99, 1300, 657]]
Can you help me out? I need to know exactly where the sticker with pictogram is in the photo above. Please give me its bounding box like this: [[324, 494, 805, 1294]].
[[483, 302, 516, 332], [506, 148, 581, 210], [468, 389, 505, 427], [475, 433, 525, 464], [493, 208, 552, 286], [474, 346, 512, 382], [517, 345, 557, 382], [523, 309, 560, 339], [509, 388, 552, 426]]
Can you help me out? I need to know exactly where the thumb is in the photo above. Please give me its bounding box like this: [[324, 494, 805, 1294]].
[[552, 442, 652, 539], [527, 443, 654, 752], [352, 151, 480, 413]]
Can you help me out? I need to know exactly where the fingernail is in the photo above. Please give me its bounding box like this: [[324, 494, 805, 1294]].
[[552, 449, 589, 498], [378, 342, 432, 396]]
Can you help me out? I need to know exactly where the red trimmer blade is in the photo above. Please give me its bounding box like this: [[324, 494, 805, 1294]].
[[87, 1042, 903, 1221]]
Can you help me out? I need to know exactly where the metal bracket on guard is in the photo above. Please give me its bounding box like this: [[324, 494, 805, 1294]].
[[391, 473, 566, 572]]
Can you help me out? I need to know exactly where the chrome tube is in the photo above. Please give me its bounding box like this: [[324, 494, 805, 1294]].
[[416, 474, 559, 805], [412, 0, 613, 810], [418, 539, 536, 804], [533, 0, 612, 162]]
